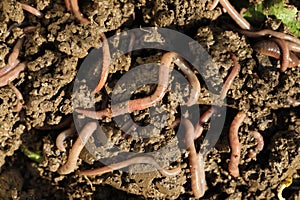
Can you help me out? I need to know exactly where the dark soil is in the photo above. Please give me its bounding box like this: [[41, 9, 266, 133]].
[[0, 0, 299, 199]]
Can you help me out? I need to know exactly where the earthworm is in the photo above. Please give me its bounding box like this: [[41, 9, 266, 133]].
[[8, 83, 23, 112], [8, 38, 25, 67], [56, 124, 76, 152], [20, 3, 43, 18], [209, 0, 251, 30], [194, 108, 214, 139], [69, 0, 90, 24], [92, 32, 111, 94], [5, 23, 18, 38], [57, 122, 97, 175], [78, 156, 181, 177], [248, 130, 264, 158], [173, 56, 201, 106], [235, 28, 300, 46], [286, 41, 300, 53], [287, 97, 300, 107], [76, 52, 175, 119], [0, 60, 20, 77], [64, 0, 71, 11], [219, 53, 240, 100], [253, 40, 299, 69], [0, 62, 26, 87], [228, 111, 246, 177], [182, 118, 206, 198]]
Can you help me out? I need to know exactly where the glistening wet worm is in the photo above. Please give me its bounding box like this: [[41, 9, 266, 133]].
[[76, 52, 175, 119], [219, 53, 240, 100], [228, 112, 246, 177], [56, 124, 76, 152], [92, 32, 111, 94], [8, 38, 25, 67], [0, 62, 26, 87], [209, 0, 251, 30], [194, 108, 214, 139], [253, 40, 299, 69], [78, 156, 181, 177], [182, 118, 206, 198], [57, 122, 97, 175], [20, 3, 43, 18], [248, 131, 264, 158]]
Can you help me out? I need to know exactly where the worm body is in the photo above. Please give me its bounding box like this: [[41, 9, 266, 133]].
[[58, 122, 97, 175], [79, 156, 181, 177], [194, 108, 214, 139], [68, 0, 89, 24], [20, 3, 43, 18], [183, 118, 206, 198], [56, 124, 76, 152], [0, 62, 26, 87], [8, 38, 25, 67], [228, 112, 246, 177], [248, 131, 264, 158], [92, 32, 111, 94], [219, 53, 240, 100], [254, 40, 299, 69]]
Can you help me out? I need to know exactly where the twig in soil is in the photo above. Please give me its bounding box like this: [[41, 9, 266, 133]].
[[228, 111, 246, 177], [56, 124, 76, 152], [219, 53, 240, 100], [20, 3, 43, 18], [92, 32, 111, 94], [65, 0, 89, 24], [57, 122, 97, 175], [78, 156, 181, 177], [76, 52, 201, 119], [209, 0, 252, 30], [248, 130, 264, 158], [253, 40, 299, 70]]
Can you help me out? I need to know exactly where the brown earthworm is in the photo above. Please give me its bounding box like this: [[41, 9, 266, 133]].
[[182, 118, 206, 198], [253, 40, 299, 69], [76, 52, 175, 119], [286, 41, 300, 53], [69, 0, 90, 24], [235, 28, 300, 46], [173, 56, 201, 106], [57, 122, 97, 175], [56, 124, 76, 152], [20, 3, 43, 18], [209, 0, 251, 30], [8, 83, 23, 112], [0, 62, 26, 87], [228, 111, 246, 177], [194, 108, 214, 139], [219, 53, 240, 100], [78, 156, 181, 177], [64, 0, 71, 11], [92, 32, 111, 94], [8, 38, 25, 67], [248, 130, 264, 158], [287, 97, 300, 107]]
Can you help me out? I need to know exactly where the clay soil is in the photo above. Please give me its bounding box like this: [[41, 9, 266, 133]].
[[0, 0, 299, 199]]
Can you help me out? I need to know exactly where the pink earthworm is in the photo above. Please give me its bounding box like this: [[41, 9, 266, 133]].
[[78, 156, 181, 177], [253, 40, 299, 69], [92, 32, 111, 94], [56, 124, 76, 152], [20, 3, 43, 18], [235, 28, 300, 46], [0, 62, 26, 87], [0, 60, 20, 77], [287, 97, 300, 107], [76, 52, 176, 119], [57, 122, 97, 175], [8, 37, 25, 67], [248, 130, 264, 158], [8, 83, 23, 112], [219, 53, 240, 100], [228, 112, 246, 177], [68, 0, 90, 24], [182, 118, 206, 198], [173, 56, 201, 106], [209, 0, 251, 30], [194, 108, 214, 139], [64, 0, 71, 11]]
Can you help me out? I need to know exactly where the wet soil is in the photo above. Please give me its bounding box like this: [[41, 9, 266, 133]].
[[0, 0, 299, 199]]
